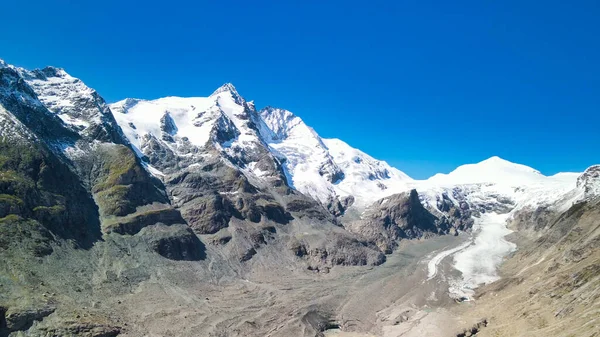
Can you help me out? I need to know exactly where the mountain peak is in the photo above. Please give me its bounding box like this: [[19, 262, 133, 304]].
[[210, 83, 244, 105], [480, 155, 504, 162], [38, 66, 71, 79], [478, 156, 517, 166], [427, 155, 544, 186], [477, 156, 541, 173], [210, 83, 238, 97]]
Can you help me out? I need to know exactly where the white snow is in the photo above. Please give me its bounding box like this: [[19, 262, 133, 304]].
[[20, 68, 97, 118], [258, 107, 339, 202], [110, 84, 266, 163], [258, 107, 413, 205], [427, 156, 545, 187], [57, 113, 90, 128], [110, 96, 217, 149], [324, 138, 413, 207], [448, 213, 516, 299], [142, 162, 165, 178], [427, 240, 472, 280]]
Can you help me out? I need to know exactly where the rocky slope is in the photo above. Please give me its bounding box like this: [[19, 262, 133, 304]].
[[455, 166, 600, 336]]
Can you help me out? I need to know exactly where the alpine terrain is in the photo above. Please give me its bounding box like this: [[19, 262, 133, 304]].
[[0, 59, 598, 337]]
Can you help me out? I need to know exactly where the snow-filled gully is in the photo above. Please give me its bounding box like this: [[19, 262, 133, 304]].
[[427, 212, 517, 300]]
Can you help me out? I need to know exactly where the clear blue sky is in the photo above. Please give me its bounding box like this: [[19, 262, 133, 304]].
[[1, 0, 598, 179]]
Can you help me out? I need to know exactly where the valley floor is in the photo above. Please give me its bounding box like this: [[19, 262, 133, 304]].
[[117, 234, 473, 337]]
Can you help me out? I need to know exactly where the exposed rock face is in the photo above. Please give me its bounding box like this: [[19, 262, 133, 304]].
[[577, 165, 600, 199], [425, 190, 475, 235], [289, 232, 386, 269], [2, 305, 55, 333], [347, 190, 442, 253], [326, 195, 355, 217], [17, 65, 126, 144], [142, 224, 206, 261]]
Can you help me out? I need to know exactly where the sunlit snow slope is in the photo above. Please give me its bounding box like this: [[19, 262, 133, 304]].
[[108, 82, 587, 214]]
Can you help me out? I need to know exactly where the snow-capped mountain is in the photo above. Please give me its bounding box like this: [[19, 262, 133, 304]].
[[109, 86, 416, 210], [14, 64, 125, 144], [109, 84, 290, 188], [257, 107, 413, 207], [106, 81, 597, 218], [426, 156, 546, 186], [417, 156, 584, 221], [2, 57, 595, 228]]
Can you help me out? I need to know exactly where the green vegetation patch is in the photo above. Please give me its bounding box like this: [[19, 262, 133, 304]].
[[92, 145, 143, 194], [95, 184, 135, 216]]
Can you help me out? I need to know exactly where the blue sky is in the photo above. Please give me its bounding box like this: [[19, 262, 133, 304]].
[[1, 0, 598, 179]]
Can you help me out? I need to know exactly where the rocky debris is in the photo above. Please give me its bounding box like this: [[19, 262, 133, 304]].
[[142, 224, 206, 261], [249, 226, 276, 249], [288, 238, 308, 257], [1, 305, 55, 334], [508, 205, 559, 232], [455, 319, 488, 337], [291, 233, 385, 268], [312, 236, 385, 267], [347, 190, 442, 253], [427, 191, 474, 233], [37, 322, 121, 337], [160, 153, 295, 235], [326, 195, 355, 217], [286, 197, 335, 222], [301, 311, 339, 336], [239, 247, 258, 262]]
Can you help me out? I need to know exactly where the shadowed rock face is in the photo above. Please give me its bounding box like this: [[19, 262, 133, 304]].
[[0, 140, 102, 250], [142, 224, 206, 261], [347, 189, 442, 253]]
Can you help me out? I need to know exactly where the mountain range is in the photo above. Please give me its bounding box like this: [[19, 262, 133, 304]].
[[0, 59, 598, 337]]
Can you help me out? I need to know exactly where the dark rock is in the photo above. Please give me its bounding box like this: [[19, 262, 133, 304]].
[[239, 247, 257, 262], [160, 111, 178, 135], [39, 322, 121, 337], [347, 190, 441, 253], [259, 203, 292, 224], [104, 207, 185, 235], [4, 306, 55, 333], [144, 224, 206, 261], [288, 239, 308, 257]]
